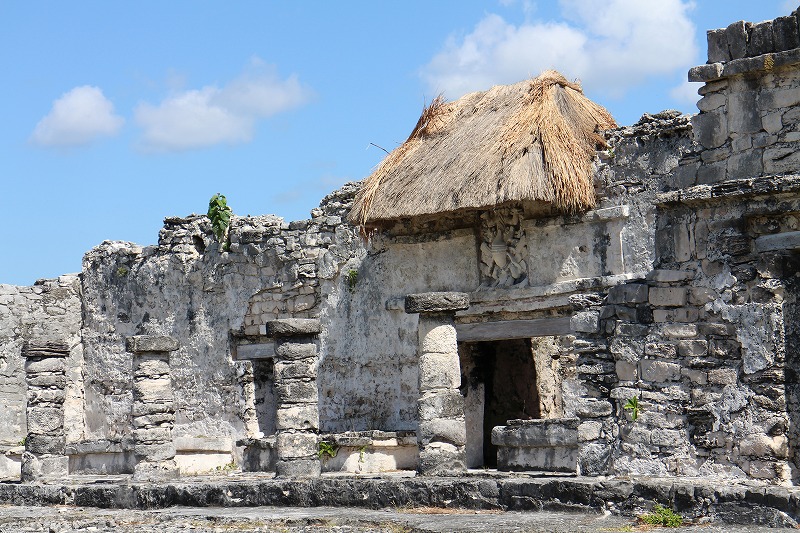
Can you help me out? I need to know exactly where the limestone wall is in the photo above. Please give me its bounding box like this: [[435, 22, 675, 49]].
[[79, 186, 362, 448], [319, 228, 480, 432], [16, 184, 481, 450], [689, 37, 800, 181], [596, 10, 800, 483], [604, 185, 800, 481], [0, 276, 83, 473]]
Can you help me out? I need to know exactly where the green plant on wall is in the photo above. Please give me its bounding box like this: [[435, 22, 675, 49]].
[[208, 193, 233, 250], [623, 396, 641, 422], [318, 440, 338, 460], [214, 460, 237, 472], [347, 269, 358, 292]]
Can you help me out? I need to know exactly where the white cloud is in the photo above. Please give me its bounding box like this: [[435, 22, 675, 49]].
[[670, 80, 702, 109], [422, 0, 697, 99], [135, 59, 312, 152], [135, 88, 252, 150], [30, 86, 124, 147]]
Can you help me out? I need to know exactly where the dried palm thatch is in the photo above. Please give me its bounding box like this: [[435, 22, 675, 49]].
[[349, 70, 617, 229]]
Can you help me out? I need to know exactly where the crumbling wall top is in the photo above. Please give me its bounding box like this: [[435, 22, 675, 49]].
[[691, 9, 800, 82]]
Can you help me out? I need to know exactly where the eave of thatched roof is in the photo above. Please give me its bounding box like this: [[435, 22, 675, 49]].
[[349, 71, 617, 229]]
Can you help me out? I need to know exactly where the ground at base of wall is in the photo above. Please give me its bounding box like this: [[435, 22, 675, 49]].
[[0, 504, 786, 533], [1, 473, 799, 528]]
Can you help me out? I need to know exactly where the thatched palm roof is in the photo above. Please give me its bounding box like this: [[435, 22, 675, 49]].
[[349, 71, 617, 229]]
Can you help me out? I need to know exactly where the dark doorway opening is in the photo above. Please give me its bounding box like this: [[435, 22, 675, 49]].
[[460, 338, 540, 467]]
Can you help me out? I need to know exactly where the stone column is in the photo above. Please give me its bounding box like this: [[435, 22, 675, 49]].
[[405, 292, 469, 475], [268, 318, 321, 478], [21, 340, 70, 481], [126, 335, 180, 480]]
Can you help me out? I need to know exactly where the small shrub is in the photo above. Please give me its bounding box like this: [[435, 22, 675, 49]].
[[318, 440, 338, 459], [639, 504, 683, 527], [208, 193, 233, 250], [623, 396, 641, 422]]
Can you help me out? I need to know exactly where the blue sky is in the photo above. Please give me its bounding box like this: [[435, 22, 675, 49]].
[[0, 0, 794, 285]]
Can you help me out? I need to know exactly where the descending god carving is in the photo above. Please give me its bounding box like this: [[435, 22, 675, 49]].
[[479, 208, 528, 288]]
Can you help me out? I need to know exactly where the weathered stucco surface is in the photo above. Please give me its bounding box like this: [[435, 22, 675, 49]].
[[0, 277, 82, 446], [79, 187, 362, 449], [319, 228, 478, 432], [0, 277, 82, 479]]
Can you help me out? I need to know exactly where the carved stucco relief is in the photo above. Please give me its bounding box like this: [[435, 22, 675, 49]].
[[479, 208, 528, 288]]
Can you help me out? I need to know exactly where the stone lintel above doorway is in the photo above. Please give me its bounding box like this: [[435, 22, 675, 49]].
[[404, 292, 470, 314]]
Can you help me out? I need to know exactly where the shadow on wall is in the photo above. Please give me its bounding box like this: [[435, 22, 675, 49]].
[[784, 252, 800, 481]]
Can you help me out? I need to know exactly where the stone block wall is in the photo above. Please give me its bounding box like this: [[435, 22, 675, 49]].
[[0, 276, 82, 454], [318, 227, 480, 433], [592, 9, 800, 483], [0, 178, 481, 465], [603, 184, 800, 482], [688, 9, 800, 184]]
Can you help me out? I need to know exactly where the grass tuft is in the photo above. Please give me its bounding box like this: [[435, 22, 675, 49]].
[[639, 504, 683, 528]]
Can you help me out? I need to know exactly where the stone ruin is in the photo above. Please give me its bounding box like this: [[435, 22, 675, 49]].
[[3, 7, 800, 489]]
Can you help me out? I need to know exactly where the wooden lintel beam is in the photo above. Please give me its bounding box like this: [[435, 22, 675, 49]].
[[455, 317, 572, 342], [234, 342, 275, 360]]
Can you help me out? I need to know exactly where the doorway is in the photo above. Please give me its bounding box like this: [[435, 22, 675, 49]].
[[460, 338, 540, 467]]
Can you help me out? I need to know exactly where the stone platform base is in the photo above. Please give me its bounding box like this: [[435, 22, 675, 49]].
[[133, 460, 180, 481], [319, 431, 417, 474], [64, 438, 236, 477], [0, 447, 23, 481], [492, 418, 579, 473], [0, 473, 799, 528], [20, 453, 68, 481]]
